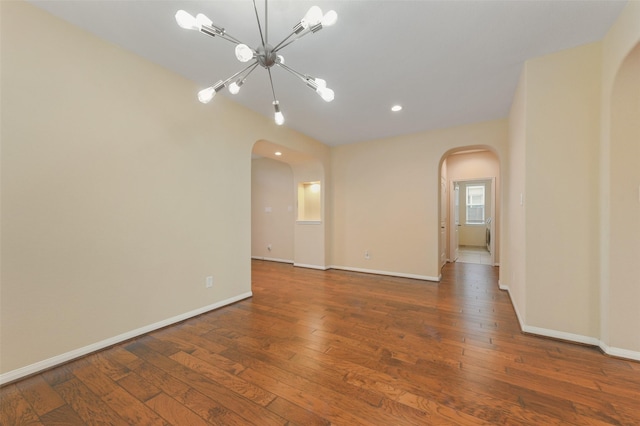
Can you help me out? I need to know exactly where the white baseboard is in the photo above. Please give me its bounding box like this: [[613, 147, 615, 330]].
[[251, 256, 293, 264], [293, 263, 329, 270], [0, 292, 253, 386], [500, 285, 640, 362], [599, 342, 640, 362], [502, 285, 526, 329], [523, 325, 601, 346], [329, 265, 441, 282]]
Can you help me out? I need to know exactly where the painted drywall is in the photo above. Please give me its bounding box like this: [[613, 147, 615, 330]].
[[607, 44, 640, 353], [600, 1, 640, 357], [291, 161, 327, 268], [0, 1, 328, 377], [251, 158, 294, 263], [251, 139, 330, 270], [525, 42, 602, 337], [502, 67, 527, 324], [330, 120, 507, 280], [504, 1, 640, 359]]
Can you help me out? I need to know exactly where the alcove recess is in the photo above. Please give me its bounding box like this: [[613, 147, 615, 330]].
[[297, 181, 321, 222]]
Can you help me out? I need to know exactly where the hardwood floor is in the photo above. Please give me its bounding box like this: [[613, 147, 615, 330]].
[[2, 260, 639, 425]]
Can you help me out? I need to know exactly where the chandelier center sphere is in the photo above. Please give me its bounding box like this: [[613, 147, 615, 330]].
[[256, 44, 277, 68]]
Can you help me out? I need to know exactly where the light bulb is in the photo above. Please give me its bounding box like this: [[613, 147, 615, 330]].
[[314, 78, 327, 89], [274, 111, 285, 125], [321, 10, 338, 27], [175, 10, 199, 30], [235, 44, 254, 63], [273, 101, 284, 125], [301, 5, 323, 28], [228, 81, 242, 95], [318, 87, 334, 102], [198, 87, 216, 104], [277, 55, 285, 65], [196, 13, 212, 27]]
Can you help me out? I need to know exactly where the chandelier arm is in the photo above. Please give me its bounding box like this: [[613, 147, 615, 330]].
[[276, 62, 307, 82], [267, 67, 278, 102], [252, 0, 266, 48], [271, 31, 295, 51], [241, 62, 261, 81], [221, 60, 259, 86], [199, 25, 245, 45], [273, 30, 312, 53], [271, 27, 307, 52], [217, 33, 245, 45]]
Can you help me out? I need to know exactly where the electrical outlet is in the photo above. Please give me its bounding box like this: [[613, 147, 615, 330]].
[[206, 276, 213, 288], [364, 250, 371, 260], [267, 244, 272, 251]]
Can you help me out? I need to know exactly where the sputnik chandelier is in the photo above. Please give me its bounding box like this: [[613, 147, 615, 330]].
[[175, 1, 337, 126]]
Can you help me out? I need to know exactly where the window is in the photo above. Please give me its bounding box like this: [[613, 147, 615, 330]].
[[466, 185, 485, 224]]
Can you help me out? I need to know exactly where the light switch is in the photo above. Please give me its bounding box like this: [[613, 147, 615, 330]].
[[265, 207, 272, 213]]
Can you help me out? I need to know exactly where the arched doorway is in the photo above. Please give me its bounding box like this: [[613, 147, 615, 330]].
[[251, 140, 328, 269]]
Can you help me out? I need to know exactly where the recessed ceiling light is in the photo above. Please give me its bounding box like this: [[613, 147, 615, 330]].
[[391, 105, 402, 112], [275, 151, 282, 156]]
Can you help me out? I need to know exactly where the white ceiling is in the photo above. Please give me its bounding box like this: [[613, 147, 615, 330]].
[[27, 0, 626, 146]]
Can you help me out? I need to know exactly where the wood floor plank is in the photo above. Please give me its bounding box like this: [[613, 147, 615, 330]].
[[2, 260, 639, 425], [169, 350, 276, 406], [0, 384, 43, 426], [53, 377, 128, 426], [125, 339, 289, 425], [15, 374, 66, 417], [38, 404, 87, 425], [116, 371, 162, 402], [266, 397, 331, 426], [145, 392, 209, 426]]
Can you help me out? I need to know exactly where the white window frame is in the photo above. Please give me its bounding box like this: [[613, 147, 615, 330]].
[[466, 185, 485, 225]]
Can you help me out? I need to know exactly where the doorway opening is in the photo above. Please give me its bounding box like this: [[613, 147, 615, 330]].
[[439, 148, 500, 267], [454, 178, 495, 265]]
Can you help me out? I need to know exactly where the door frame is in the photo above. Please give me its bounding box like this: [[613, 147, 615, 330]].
[[449, 177, 496, 266]]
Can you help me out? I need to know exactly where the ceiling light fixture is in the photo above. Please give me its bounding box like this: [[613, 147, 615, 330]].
[[391, 105, 403, 112], [175, 1, 337, 126]]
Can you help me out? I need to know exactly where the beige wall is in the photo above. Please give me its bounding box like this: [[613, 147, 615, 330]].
[[504, 0, 640, 359], [502, 68, 527, 323], [251, 158, 294, 262], [0, 1, 328, 378], [607, 44, 640, 353], [600, 0, 640, 356], [330, 120, 507, 280], [525, 42, 602, 337], [250, 140, 330, 269]]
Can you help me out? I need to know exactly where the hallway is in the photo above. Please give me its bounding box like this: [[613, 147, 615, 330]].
[[457, 245, 493, 265]]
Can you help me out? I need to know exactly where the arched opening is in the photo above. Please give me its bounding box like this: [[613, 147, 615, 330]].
[[251, 140, 327, 270], [438, 146, 501, 268]]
